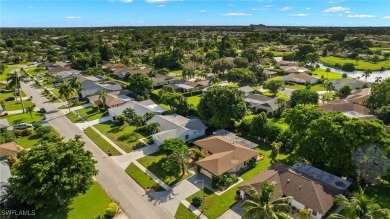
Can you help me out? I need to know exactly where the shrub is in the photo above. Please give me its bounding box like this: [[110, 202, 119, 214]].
[[191, 196, 203, 207], [33, 123, 42, 130], [246, 157, 257, 168], [14, 129, 23, 137], [105, 202, 119, 218], [341, 63, 355, 72], [24, 128, 34, 136], [115, 115, 126, 125], [35, 126, 51, 137], [212, 173, 239, 190]]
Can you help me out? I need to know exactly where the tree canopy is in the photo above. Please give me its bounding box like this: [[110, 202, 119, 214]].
[[226, 68, 257, 86], [290, 89, 319, 107], [128, 73, 153, 99]]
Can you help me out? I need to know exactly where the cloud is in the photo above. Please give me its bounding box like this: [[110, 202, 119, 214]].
[[383, 16, 390, 19], [199, 9, 207, 13], [66, 16, 82, 19], [278, 7, 292, 11], [228, 4, 236, 6], [290, 14, 308, 17], [346, 14, 375, 18], [120, 0, 133, 2], [328, 0, 344, 3], [222, 12, 251, 16], [157, 4, 165, 7], [252, 5, 272, 11], [145, 0, 179, 3], [306, 7, 311, 10], [323, 6, 349, 13]]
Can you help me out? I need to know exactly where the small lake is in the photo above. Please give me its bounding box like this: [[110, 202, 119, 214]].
[[274, 57, 390, 83]]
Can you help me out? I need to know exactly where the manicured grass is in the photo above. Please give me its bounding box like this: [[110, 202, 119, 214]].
[[311, 68, 346, 80], [75, 107, 106, 121], [138, 151, 192, 186], [369, 47, 390, 52], [262, 91, 289, 99], [269, 51, 293, 57], [66, 112, 82, 123], [0, 65, 22, 81], [159, 104, 171, 110], [320, 56, 390, 71], [17, 127, 58, 149], [26, 68, 46, 76], [84, 127, 122, 156], [94, 121, 144, 153], [187, 94, 202, 108], [185, 187, 215, 207], [3, 111, 45, 125], [175, 203, 197, 219], [269, 117, 289, 130], [152, 88, 161, 95], [58, 100, 89, 109], [32, 182, 111, 219], [283, 83, 326, 92], [3, 100, 34, 111], [51, 88, 68, 101], [125, 163, 165, 192]]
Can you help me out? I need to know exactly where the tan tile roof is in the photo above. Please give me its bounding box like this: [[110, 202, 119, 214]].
[[194, 136, 259, 176], [320, 100, 371, 115], [346, 88, 371, 103], [0, 142, 19, 157], [238, 162, 344, 215], [285, 73, 318, 81]]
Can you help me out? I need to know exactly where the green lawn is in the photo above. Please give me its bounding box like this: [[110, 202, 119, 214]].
[[66, 112, 82, 123], [32, 182, 111, 219], [175, 203, 197, 219], [17, 127, 58, 149], [75, 107, 106, 121], [311, 68, 346, 80], [262, 91, 289, 99], [26, 67, 46, 76], [3, 111, 45, 125], [137, 151, 192, 186], [369, 47, 390, 52], [3, 100, 34, 111], [125, 163, 165, 192], [94, 121, 144, 153], [269, 51, 293, 57], [0, 65, 22, 81], [187, 95, 202, 108], [84, 127, 122, 156], [269, 117, 289, 130], [51, 88, 68, 101], [320, 56, 390, 71]]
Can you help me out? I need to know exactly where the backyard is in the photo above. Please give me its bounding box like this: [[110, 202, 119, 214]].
[[187, 94, 202, 108], [84, 127, 122, 156], [0, 65, 23, 81], [125, 163, 165, 192], [94, 121, 144, 153]]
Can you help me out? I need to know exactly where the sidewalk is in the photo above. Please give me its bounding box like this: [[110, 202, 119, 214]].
[[60, 103, 92, 113], [91, 126, 127, 155], [111, 144, 159, 169]]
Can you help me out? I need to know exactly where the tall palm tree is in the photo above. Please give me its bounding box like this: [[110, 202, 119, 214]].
[[68, 75, 82, 100], [169, 148, 193, 176], [58, 82, 74, 113], [98, 90, 108, 109], [362, 70, 372, 82], [241, 182, 291, 219], [26, 106, 34, 119], [7, 72, 25, 113], [328, 188, 389, 219]]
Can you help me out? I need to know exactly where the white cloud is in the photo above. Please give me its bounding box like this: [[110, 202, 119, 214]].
[[66, 16, 82, 19], [252, 5, 272, 11], [346, 14, 375, 18], [222, 12, 251, 16], [383, 16, 390, 19], [120, 0, 133, 2], [157, 4, 165, 7], [199, 9, 207, 13], [278, 7, 292, 11], [290, 13, 308, 17], [328, 0, 344, 3], [344, 10, 351, 13], [323, 6, 349, 13], [228, 4, 236, 6], [306, 7, 311, 10], [145, 0, 178, 3]]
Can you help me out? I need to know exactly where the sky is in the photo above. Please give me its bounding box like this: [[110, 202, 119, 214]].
[[1, 0, 390, 27]]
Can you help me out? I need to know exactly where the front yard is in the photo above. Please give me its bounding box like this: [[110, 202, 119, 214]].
[[187, 94, 202, 108], [320, 56, 390, 71], [17, 127, 58, 149], [84, 127, 122, 156], [74, 106, 107, 122], [175, 203, 197, 219], [3, 111, 45, 125], [137, 151, 192, 187], [3, 100, 34, 111], [125, 163, 165, 192], [94, 121, 144, 153]]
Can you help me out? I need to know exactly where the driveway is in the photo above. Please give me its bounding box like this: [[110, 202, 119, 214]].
[[218, 201, 244, 219], [20, 81, 172, 219]]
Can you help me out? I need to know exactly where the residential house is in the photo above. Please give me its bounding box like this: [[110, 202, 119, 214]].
[[276, 61, 298, 68], [87, 90, 134, 108], [0, 142, 19, 158], [147, 114, 207, 146], [238, 162, 352, 219], [108, 99, 166, 118], [48, 67, 81, 81], [257, 57, 272, 64], [238, 86, 255, 96], [44, 61, 70, 70], [172, 80, 210, 92], [0, 119, 10, 130], [281, 66, 310, 74], [263, 70, 278, 78], [320, 100, 376, 120], [194, 136, 259, 178], [346, 88, 371, 104], [78, 76, 122, 98], [0, 161, 11, 204], [31, 56, 44, 63], [329, 79, 367, 91], [283, 73, 320, 85], [245, 94, 279, 115], [213, 129, 258, 149], [152, 74, 178, 87]]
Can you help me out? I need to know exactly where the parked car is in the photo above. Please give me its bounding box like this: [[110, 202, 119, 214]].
[[53, 83, 60, 88], [39, 108, 46, 113], [14, 123, 33, 130], [69, 96, 78, 102], [5, 97, 15, 102]]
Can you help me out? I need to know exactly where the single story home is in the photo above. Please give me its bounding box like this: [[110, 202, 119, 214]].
[[0, 160, 11, 204], [276, 61, 298, 68], [47, 67, 79, 76], [172, 80, 210, 92], [283, 73, 320, 85], [213, 129, 258, 149], [346, 88, 371, 104], [44, 61, 70, 70], [329, 79, 367, 91], [108, 99, 167, 118], [147, 114, 207, 146], [0, 142, 19, 158], [263, 70, 278, 78], [238, 162, 351, 219], [238, 86, 255, 96], [87, 90, 134, 108], [281, 66, 310, 74], [152, 74, 178, 87], [78, 76, 122, 98], [245, 94, 279, 115], [194, 136, 259, 178], [319, 100, 376, 120]]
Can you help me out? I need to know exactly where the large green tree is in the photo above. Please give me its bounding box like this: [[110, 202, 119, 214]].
[[226, 68, 257, 86], [366, 78, 390, 110], [290, 89, 319, 107], [128, 73, 153, 99], [8, 135, 97, 209], [198, 86, 246, 129], [264, 80, 284, 97]]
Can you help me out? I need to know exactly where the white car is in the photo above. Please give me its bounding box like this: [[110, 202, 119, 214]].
[[13, 123, 33, 130]]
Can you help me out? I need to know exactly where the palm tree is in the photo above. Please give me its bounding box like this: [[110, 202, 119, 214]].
[[147, 122, 160, 135], [58, 82, 74, 113], [68, 75, 82, 100], [241, 182, 291, 219], [274, 97, 287, 116], [328, 188, 389, 219], [26, 106, 34, 119], [374, 77, 382, 84], [98, 90, 108, 109], [7, 72, 25, 113], [169, 148, 193, 176], [362, 70, 372, 82]]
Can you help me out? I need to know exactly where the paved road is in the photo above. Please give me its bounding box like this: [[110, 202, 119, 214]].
[[21, 81, 172, 219]]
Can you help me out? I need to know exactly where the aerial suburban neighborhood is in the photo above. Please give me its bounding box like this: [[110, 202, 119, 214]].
[[0, 1, 390, 219]]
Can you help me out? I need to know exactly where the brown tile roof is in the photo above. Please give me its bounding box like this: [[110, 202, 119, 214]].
[[0, 142, 19, 157], [87, 90, 131, 108], [47, 67, 76, 74], [285, 73, 318, 81], [346, 88, 371, 103], [238, 162, 344, 215], [320, 100, 371, 115], [194, 136, 259, 176]]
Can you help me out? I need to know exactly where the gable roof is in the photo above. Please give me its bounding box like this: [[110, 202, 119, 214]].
[[238, 162, 349, 215], [109, 99, 166, 117], [194, 136, 259, 176], [284, 73, 319, 81], [0, 142, 19, 157], [213, 129, 258, 149], [238, 86, 254, 94], [346, 88, 371, 103]]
